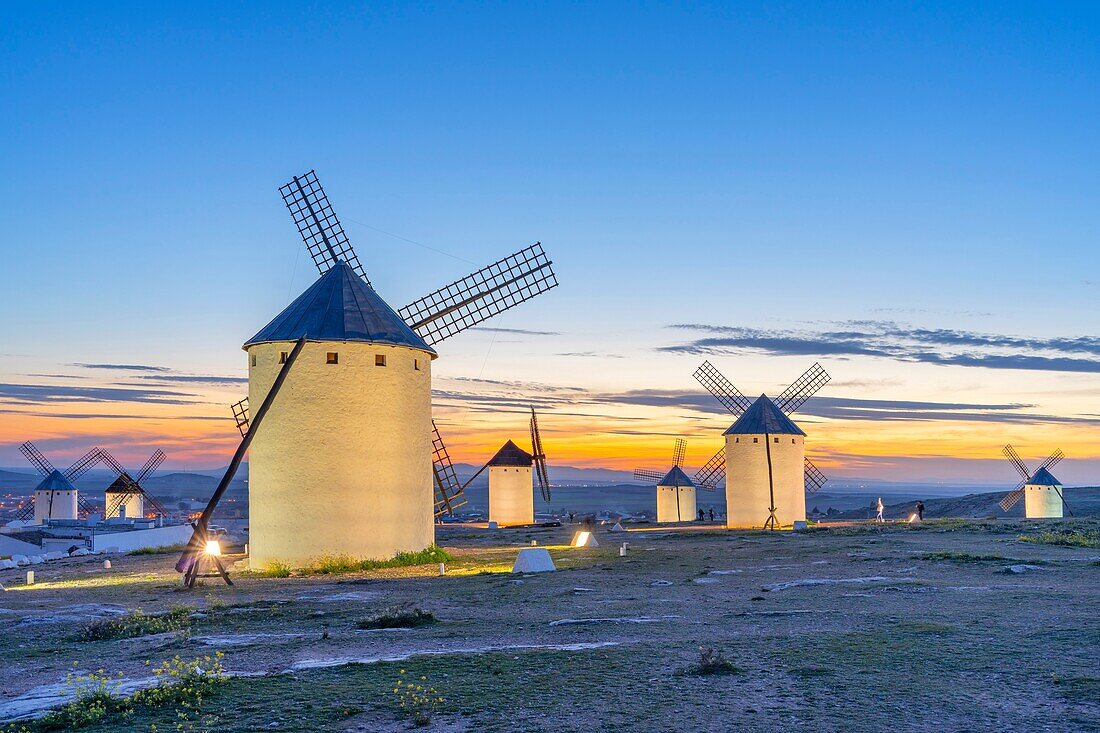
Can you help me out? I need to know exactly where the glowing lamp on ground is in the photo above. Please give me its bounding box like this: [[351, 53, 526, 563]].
[[570, 531, 599, 548], [205, 540, 223, 556]]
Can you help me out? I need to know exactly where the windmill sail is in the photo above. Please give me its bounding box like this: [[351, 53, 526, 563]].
[[400, 243, 557, 345], [775, 363, 830, 415], [530, 407, 551, 503], [280, 170, 370, 286], [694, 447, 725, 491], [804, 458, 827, 493], [431, 421, 468, 516], [693, 361, 753, 416], [231, 398, 250, 437]]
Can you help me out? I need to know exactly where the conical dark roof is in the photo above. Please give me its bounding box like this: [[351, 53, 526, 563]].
[[34, 470, 75, 492], [244, 261, 436, 354], [724, 395, 806, 436], [105, 475, 138, 493], [487, 440, 533, 467], [1028, 467, 1061, 486], [658, 465, 695, 487]]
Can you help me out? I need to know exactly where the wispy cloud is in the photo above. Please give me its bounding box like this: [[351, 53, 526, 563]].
[[557, 352, 626, 359], [0, 383, 197, 405], [470, 327, 562, 336], [661, 322, 1100, 373], [137, 375, 247, 385], [71, 363, 172, 372]]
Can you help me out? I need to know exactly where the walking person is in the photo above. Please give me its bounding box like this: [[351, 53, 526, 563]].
[[708, 507, 715, 522], [876, 497, 885, 523], [916, 500, 925, 522]]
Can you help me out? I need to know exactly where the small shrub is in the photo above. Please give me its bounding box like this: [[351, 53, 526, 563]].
[[687, 647, 740, 676], [357, 608, 436, 630], [38, 668, 126, 729], [392, 669, 443, 727], [77, 606, 193, 642], [133, 652, 226, 710]]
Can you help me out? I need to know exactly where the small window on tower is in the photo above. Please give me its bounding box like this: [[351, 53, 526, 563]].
[[753, 437, 759, 443], [414, 359, 420, 371], [279, 352, 288, 364], [792, 438, 796, 444], [774, 437, 779, 443], [327, 352, 339, 364], [735, 438, 739, 443], [250, 355, 256, 367], [375, 354, 387, 367]]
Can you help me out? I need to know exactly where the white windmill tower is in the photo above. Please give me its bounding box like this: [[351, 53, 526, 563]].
[[693, 361, 831, 530], [635, 439, 701, 523], [233, 171, 557, 568], [1000, 445, 1070, 519], [453, 407, 552, 527]]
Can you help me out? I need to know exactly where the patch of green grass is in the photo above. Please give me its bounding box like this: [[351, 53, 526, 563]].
[[126, 544, 187, 556], [76, 606, 193, 642], [250, 560, 292, 578], [357, 608, 437, 630], [301, 545, 452, 575], [919, 551, 1010, 563], [1019, 530, 1100, 549]]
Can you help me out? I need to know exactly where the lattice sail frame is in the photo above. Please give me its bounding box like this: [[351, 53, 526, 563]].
[[231, 398, 250, 437], [530, 408, 552, 504], [431, 421, 468, 517], [280, 170, 370, 285], [775, 363, 831, 414], [693, 361, 753, 416], [400, 243, 557, 346]]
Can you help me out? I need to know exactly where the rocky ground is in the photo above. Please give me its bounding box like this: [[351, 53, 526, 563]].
[[1, 519, 1098, 732]]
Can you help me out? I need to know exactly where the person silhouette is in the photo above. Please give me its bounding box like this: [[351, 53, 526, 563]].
[[916, 501, 925, 521], [876, 497, 885, 523]]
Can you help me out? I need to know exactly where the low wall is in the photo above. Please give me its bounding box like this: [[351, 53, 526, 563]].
[[91, 524, 193, 553]]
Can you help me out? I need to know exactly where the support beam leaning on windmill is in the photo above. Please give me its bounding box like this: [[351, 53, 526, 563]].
[[176, 336, 307, 587]]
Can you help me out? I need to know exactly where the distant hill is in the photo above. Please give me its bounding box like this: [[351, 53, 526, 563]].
[[834, 486, 1100, 520]]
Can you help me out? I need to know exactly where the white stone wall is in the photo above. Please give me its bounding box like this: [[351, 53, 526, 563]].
[[246, 340, 435, 568], [91, 523, 194, 553], [724, 433, 806, 529], [656, 485, 697, 523], [1024, 484, 1063, 518], [488, 465, 534, 526], [34, 490, 78, 524]]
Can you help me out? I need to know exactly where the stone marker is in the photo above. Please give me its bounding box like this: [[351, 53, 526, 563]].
[[512, 547, 556, 573]]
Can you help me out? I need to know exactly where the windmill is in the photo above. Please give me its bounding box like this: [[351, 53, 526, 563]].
[[97, 449, 170, 519], [1000, 445, 1070, 518], [635, 438, 700, 523], [693, 361, 830, 529], [13, 442, 101, 523], [450, 406, 552, 526], [234, 170, 557, 568]]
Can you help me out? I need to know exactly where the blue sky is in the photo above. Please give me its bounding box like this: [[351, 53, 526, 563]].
[[2, 2, 1098, 484]]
